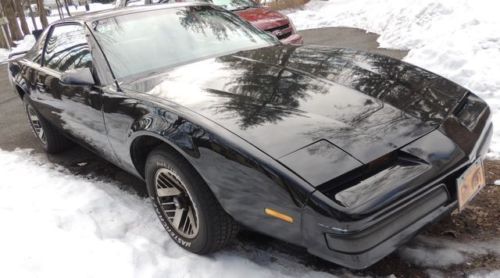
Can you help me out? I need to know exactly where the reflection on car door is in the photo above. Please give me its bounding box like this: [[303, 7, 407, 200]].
[[32, 23, 115, 160]]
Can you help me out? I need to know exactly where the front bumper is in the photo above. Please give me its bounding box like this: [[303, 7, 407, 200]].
[[302, 184, 455, 269], [301, 119, 493, 269]]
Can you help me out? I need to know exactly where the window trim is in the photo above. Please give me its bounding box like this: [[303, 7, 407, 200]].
[[85, 22, 116, 87], [28, 27, 51, 66]]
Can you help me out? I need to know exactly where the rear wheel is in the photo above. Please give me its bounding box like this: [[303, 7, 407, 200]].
[[145, 145, 239, 253], [24, 96, 72, 153]]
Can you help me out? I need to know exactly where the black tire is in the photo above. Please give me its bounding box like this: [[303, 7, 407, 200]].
[[24, 95, 72, 154], [145, 145, 239, 254]]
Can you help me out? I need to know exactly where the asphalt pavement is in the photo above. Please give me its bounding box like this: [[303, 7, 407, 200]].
[[298, 27, 408, 59]]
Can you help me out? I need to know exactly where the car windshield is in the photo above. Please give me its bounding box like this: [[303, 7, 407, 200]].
[[92, 6, 277, 79]]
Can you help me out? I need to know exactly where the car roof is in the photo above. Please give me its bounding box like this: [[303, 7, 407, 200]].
[[56, 2, 213, 24]]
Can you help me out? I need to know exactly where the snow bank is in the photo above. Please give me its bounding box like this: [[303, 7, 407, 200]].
[[469, 270, 500, 278], [0, 35, 36, 63], [0, 149, 335, 278], [0, 147, 498, 276], [287, 0, 500, 158], [399, 236, 500, 268]]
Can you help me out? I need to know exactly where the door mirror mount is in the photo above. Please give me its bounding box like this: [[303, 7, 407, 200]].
[[32, 29, 44, 40], [60, 68, 95, 86]]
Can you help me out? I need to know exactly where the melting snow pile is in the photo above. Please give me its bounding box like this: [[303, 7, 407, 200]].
[[0, 149, 335, 278], [287, 0, 500, 158], [399, 236, 500, 268], [0, 35, 36, 63], [1, 148, 499, 276]]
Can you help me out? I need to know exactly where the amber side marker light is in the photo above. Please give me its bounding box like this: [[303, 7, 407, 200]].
[[265, 208, 294, 223]]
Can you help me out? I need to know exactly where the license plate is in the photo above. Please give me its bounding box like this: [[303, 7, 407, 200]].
[[457, 159, 486, 211]]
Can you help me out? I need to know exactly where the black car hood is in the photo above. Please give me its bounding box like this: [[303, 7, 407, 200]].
[[121, 45, 468, 166]]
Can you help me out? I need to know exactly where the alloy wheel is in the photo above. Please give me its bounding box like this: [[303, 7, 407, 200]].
[[155, 168, 199, 239], [26, 104, 47, 145]]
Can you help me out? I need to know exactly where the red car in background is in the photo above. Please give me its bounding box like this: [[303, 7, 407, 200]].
[[117, 0, 303, 44], [213, 0, 303, 44]]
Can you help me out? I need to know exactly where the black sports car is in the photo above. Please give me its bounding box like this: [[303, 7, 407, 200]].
[[8, 3, 492, 269]]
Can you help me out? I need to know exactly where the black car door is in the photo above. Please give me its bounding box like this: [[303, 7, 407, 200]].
[[31, 23, 116, 160]]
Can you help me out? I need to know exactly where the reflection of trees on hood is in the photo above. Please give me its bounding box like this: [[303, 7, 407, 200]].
[[207, 46, 330, 129], [288, 47, 457, 124], [348, 53, 462, 125]]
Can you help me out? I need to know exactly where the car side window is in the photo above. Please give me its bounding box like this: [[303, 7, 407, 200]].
[[43, 24, 92, 72]]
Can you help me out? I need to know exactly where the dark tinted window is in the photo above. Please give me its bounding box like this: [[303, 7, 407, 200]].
[[44, 24, 92, 72], [92, 6, 276, 79]]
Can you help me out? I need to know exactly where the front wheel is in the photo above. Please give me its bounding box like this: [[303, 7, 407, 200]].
[[145, 146, 239, 253]]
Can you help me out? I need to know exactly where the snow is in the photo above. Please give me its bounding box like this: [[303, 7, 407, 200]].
[[2, 147, 499, 276], [1, 146, 498, 276], [469, 270, 500, 278], [0, 149, 336, 278], [287, 0, 500, 158], [399, 236, 500, 268], [1, 1, 499, 276], [0, 35, 36, 62]]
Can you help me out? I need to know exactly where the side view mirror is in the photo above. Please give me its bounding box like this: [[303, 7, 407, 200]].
[[60, 68, 95, 86], [32, 29, 43, 40]]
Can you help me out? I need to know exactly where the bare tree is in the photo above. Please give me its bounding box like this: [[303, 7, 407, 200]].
[[63, 0, 71, 16], [26, 1, 38, 30], [0, 11, 10, 48], [0, 0, 23, 40], [36, 0, 48, 29], [13, 0, 30, 35]]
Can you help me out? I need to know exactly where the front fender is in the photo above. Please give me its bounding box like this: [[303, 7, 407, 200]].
[[123, 103, 313, 246]]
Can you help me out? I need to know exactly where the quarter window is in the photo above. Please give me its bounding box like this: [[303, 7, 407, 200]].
[[43, 24, 92, 72]]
